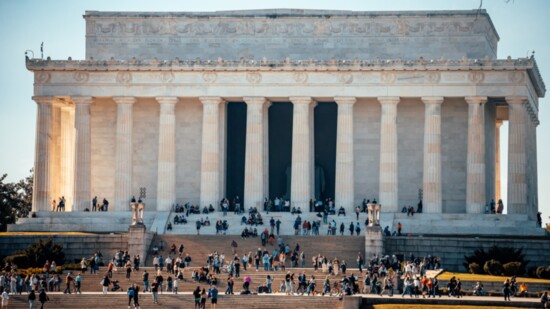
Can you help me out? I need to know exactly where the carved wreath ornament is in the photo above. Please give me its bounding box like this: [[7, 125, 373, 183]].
[[246, 72, 262, 84], [293, 72, 308, 84], [202, 72, 217, 83], [116, 72, 132, 84], [468, 72, 484, 84], [73, 72, 89, 83], [159, 72, 175, 83], [35, 72, 51, 84], [338, 73, 353, 84]]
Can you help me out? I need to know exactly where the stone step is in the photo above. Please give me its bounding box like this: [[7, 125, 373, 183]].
[[7, 293, 344, 309]]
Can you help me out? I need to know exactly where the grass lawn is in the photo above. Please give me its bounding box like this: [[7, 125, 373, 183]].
[[374, 305, 527, 309], [437, 271, 550, 284]]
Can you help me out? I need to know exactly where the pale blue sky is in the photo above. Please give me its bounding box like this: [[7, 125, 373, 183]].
[[0, 0, 548, 224]]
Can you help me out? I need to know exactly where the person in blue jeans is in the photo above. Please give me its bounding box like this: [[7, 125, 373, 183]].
[[209, 285, 219, 309]]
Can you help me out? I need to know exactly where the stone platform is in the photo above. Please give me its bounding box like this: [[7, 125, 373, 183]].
[[8, 210, 547, 237]]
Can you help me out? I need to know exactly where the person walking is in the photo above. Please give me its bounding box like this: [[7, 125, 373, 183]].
[[127, 284, 135, 308], [101, 275, 110, 294], [200, 288, 207, 309], [142, 269, 149, 292], [209, 285, 219, 309], [75, 273, 82, 294], [133, 285, 140, 309], [151, 279, 159, 304], [38, 289, 49, 309], [63, 272, 73, 294], [193, 286, 202, 309], [1, 289, 8, 309], [28, 290, 36, 309], [503, 279, 511, 301]]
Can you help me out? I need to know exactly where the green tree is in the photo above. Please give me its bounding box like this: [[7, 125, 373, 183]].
[[0, 169, 33, 231], [4, 237, 65, 268]]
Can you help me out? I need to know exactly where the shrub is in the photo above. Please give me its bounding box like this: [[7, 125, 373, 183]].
[[464, 245, 528, 275], [2, 238, 65, 269], [469, 262, 483, 274], [484, 259, 504, 276], [502, 262, 522, 276], [536, 266, 550, 279]]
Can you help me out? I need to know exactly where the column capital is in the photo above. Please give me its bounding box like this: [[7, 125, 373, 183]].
[[155, 96, 178, 105], [32, 96, 55, 105], [72, 96, 94, 105], [243, 96, 268, 105], [421, 96, 444, 105], [377, 96, 400, 105], [199, 96, 224, 105], [465, 96, 488, 105], [334, 97, 357, 105], [113, 96, 137, 105], [505, 96, 528, 105], [289, 97, 313, 105]]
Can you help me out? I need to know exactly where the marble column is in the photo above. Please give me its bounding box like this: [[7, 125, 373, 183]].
[[495, 120, 503, 201], [60, 106, 74, 211], [73, 96, 94, 211], [506, 96, 528, 214], [156, 97, 178, 211], [50, 103, 61, 203], [378, 97, 400, 212], [244, 97, 267, 209], [465, 96, 487, 213], [32, 96, 54, 212], [334, 97, 356, 212], [113, 96, 136, 211], [290, 97, 313, 209], [199, 97, 223, 208], [263, 102, 271, 199], [421, 97, 444, 213]]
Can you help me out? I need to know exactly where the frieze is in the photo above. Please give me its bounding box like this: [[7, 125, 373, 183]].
[[426, 72, 441, 84], [381, 72, 396, 84], [88, 18, 491, 39]]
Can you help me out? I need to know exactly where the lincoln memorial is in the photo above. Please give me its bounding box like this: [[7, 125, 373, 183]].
[[18, 9, 545, 236]]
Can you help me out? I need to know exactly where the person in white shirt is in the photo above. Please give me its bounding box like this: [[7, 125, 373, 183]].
[[1, 290, 9, 308]]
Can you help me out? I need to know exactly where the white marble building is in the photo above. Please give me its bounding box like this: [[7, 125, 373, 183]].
[[26, 9, 544, 227]]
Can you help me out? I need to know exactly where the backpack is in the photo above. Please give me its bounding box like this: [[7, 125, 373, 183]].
[[127, 289, 134, 297]]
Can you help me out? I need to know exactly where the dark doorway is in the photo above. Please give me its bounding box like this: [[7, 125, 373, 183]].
[[314, 102, 337, 201], [268, 102, 293, 200], [225, 102, 247, 209]]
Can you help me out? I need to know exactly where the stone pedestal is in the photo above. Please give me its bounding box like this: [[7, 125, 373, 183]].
[[364, 226, 384, 261], [130, 202, 146, 226], [127, 224, 153, 267]]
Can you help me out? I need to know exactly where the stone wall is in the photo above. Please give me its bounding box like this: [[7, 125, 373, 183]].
[[0, 234, 128, 264], [385, 236, 550, 272], [84, 10, 498, 61]]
